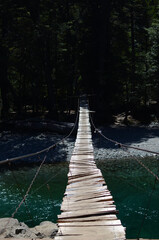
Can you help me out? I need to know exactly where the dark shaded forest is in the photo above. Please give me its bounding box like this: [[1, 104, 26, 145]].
[[1, 0, 159, 124]]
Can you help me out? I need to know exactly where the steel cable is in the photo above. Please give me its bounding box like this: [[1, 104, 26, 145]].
[[90, 113, 159, 182], [0, 106, 79, 166]]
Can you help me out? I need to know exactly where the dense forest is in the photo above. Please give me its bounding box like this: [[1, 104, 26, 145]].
[[1, 0, 159, 123]]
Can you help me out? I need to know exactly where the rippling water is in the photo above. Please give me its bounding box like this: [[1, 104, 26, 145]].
[[97, 157, 159, 239], [0, 132, 159, 238], [0, 163, 69, 226]]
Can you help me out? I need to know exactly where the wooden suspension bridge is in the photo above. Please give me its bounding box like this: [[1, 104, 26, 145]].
[[54, 96, 126, 240]]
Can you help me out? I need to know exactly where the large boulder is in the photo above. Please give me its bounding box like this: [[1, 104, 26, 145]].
[[0, 218, 37, 238], [31, 221, 58, 238]]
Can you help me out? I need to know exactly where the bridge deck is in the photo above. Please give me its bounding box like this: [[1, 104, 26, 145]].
[[55, 99, 126, 240]]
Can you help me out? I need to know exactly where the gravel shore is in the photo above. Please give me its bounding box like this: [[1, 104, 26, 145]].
[[93, 124, 159, 160]]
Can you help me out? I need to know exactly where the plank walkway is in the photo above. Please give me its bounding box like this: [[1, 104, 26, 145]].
[[55, 97, 126, 240]]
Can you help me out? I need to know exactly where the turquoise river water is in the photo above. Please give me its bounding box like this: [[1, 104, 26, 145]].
[[97, 157, 159, 239], [0, 158, 159, 238]]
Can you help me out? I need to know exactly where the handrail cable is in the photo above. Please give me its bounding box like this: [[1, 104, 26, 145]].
[[0, 105, 79, 166], [90, 115, 159, 156], [89, 113, 159, 182], [31, 169, 63, 195], [0, 154, 48, 235], [1, 168, 63, 219], [11, 155, 47, 218], [8, 163, 35, 223]]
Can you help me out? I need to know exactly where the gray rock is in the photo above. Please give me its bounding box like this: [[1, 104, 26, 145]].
[[0, 218, 19, 235], [0, 218, 58, 239], [0, 218, 37, 239], [31, 221, 58, 238]]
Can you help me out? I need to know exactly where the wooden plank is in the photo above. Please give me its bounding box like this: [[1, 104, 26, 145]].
[[61, 204, 115, 212], [61, 199, 114, 208], [68, 170, 100, 176], [65, 185, 107, 192], [75, 142, 92, 145], [70, 156, 94, 161], [55, 236, 113, 240], [65, 188, 111, 195], [73, 147, 94, 151], [68, 171, 101, 179], [61, 203, 115, 212], [68, 173, 104, 183], [58, 220, 122, 227], [67, 178, 106, 187], [64, 188, 111, 197], [69, 162, 96, 167], [62, 196, 113, 205], [69, 164, 99, 170], [69, 163, 96, 168], [56, 226, 125, 238], [58, 208, 117, 219], [70, 155, 94, 160], [63, 193, 112, 203], [55, 236, 126, 240], [66, 182, 105, 189], [58, 214, 117, 223]]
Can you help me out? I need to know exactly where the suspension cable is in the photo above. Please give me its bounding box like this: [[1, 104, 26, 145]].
[[90, 114, 159, 156], [31, 169, 62, 195], [0, 154, 48, 235], [0, 106, 79, 166], [90, 113, 159, 182], [11, 154, 47, 218], [1, 167, 63, 219], [8, 163, 35, 223]]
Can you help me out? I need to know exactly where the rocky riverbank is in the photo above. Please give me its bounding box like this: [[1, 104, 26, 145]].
[[0, 218, 58, 239], [93, 123, 159, 160]]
